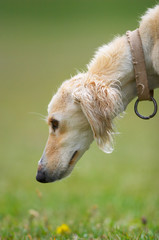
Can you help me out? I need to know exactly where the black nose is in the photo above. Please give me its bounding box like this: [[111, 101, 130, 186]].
[[36, 170, 47, 183]]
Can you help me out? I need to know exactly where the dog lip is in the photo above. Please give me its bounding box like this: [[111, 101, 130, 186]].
[[69, 150, 78, 165]]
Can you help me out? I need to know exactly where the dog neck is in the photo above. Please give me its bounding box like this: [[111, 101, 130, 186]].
[[121, 73, 159, 109], [88, 34, 159, 112]]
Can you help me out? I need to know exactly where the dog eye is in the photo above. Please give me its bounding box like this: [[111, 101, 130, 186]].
[[51, 119, 59, 132]]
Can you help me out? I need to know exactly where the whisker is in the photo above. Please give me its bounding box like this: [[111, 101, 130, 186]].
[[28, 112, 47, 122]]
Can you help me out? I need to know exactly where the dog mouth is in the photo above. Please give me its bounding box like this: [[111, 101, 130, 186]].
[[37, 151, 79, 183], [69, 150, 78, 166], [57, 151, 79, 180]]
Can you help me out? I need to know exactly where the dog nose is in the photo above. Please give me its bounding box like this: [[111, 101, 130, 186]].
[[36, 170, 46, 183]]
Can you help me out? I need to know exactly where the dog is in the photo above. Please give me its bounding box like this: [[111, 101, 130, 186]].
[[36, 5, 159, 183]]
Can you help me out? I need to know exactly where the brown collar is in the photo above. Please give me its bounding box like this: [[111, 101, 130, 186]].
[[126, 29, 153, 101]]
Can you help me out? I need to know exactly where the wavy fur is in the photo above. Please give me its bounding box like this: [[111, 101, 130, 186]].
[[73, 73, 123, 153]]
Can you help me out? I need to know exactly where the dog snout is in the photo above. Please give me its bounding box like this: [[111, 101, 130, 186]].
[[36, 169, 47, 183]]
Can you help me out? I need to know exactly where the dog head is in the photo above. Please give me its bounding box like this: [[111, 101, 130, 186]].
[[36, 73, 122, 183]]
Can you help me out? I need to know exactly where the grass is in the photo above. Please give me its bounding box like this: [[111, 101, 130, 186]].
[[0, 0, 159, 239]]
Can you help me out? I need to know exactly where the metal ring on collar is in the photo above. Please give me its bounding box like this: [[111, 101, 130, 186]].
[[134, 96, 158, 120]]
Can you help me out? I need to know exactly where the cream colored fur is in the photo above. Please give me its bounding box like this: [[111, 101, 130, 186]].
[[36, 5, 159, 183]]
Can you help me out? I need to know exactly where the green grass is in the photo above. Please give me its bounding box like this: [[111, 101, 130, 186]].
[[0, 0, 159, 239]]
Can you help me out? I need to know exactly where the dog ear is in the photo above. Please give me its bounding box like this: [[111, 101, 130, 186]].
[[73, 75, 123, 153]]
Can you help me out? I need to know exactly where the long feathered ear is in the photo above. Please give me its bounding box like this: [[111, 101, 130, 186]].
[[73, 74, 123, 153]]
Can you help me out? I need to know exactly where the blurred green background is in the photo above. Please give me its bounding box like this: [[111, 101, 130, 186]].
[[0, 0, 159, 238]]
